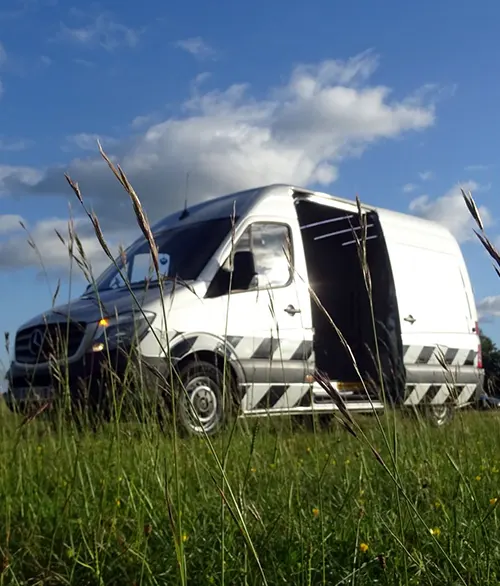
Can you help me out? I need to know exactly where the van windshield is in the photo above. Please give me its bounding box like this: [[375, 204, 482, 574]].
[[92, 216, 235, 292]]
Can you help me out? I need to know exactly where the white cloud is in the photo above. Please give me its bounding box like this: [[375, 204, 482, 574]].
[[0, 214, 23, 235], [465, 164, 491, 172], [409, 180, 493, 243], [63, 133, 118, 152], [174, 37, 216, 60], [57, 13, 141, 51], [403, 183, 417, 193], [477, 296, 500, 319], [402, 83, 457, 108], [193, 72, 211, 86], [0, 41, 7, 67], [0, 137, 33, 151], [131, 114, 155, 129], [0, 215, 126, 276], [40, 55, 52, 67], [0, 51, 437, 268], [0, 42, 5, 99], [0, 0, 53, 21], [73, 58, 94, 68], [0, 164, 42, 196], [419, 170, 434, 181]]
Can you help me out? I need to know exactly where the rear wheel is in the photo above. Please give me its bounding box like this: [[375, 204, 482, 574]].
[[176, 360, 234, 437]]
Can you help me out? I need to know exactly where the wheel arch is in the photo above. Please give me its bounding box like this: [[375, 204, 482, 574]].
[[179, 350, 240, 381], [169, 332, 247, 398]]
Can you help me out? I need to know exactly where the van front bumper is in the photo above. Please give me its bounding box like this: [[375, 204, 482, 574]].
[[3, 348, 133, 414]]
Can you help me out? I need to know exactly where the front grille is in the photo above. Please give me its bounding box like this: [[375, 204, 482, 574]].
[[15, 321, 86, 364]]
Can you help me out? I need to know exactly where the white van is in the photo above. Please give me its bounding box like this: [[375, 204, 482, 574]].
[[4, 184, 484, 433]]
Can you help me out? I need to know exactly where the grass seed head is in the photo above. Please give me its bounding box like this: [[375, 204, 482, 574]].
[[461, 188, 484, 232], [98, 142, 160, 274]]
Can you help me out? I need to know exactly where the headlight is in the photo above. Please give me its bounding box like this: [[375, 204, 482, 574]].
[[91, 311, 156, 352]]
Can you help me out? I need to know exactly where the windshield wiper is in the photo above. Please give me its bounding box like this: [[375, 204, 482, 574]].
[[103, 280, 160, 293], [129, 280, 160, 290]]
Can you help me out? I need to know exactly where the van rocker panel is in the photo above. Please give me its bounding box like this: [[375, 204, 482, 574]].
[[405, 364, 483, 386]]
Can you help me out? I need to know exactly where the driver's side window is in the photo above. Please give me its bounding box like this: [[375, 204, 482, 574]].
[[208, 222, 293, 297]]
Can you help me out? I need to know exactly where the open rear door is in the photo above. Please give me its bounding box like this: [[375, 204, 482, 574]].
[[376, 208, 482, 406]]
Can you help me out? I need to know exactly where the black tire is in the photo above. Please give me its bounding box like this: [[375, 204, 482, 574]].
[[175, 360, 234, 437]]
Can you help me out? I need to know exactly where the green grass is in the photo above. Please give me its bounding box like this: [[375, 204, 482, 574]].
[[1, 404, 500, 585]]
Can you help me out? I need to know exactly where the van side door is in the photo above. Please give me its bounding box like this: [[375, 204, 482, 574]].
[[205, 219, 313, 413]]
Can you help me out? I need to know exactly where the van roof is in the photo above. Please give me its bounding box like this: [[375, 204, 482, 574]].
[[152, 182, 455, 245], [267, 183, 455, 241], [286, 183, 460, 250]]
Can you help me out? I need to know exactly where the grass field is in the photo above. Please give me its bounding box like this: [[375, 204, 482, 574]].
[[1, 402, 500, 586]]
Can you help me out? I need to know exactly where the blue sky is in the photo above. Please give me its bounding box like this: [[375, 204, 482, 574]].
[[1, 0, 499, 375]]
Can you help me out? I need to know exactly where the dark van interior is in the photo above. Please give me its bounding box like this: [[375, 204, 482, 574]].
[[294, 197, 405, 402]]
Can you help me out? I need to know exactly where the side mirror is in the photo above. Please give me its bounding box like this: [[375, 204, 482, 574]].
[[231, 250, 257, 291]]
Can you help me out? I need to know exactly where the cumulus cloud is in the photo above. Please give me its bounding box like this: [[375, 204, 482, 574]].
[[402, 82, 457, 108], [0, 214, 23, 235], [0, 0, 56, 21], [73, 58, 94, 68], [477, 296, 500, 319], [173, 37, 216, 60], [0, 42, 5, 99], [0, 41, 6, 67], [3, 53, 435, 207], [0, 214, 131, 277], [56, 12, 141, 51], [403, 183, 417, 193], [418, 170, 434, 181], [40, 55, 52, 67], [465, 164, 491, 172], [0, 164, 42, 195], [409, 181, 493, 243], [0, 137, 33, 151], [0, 50, 438, 270], [63, 133, 118, 152], [131, 114, 157, 129]]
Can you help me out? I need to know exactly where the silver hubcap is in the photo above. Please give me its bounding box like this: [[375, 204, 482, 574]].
[[183, 376, 219, 432], [430, 404, 449, 425]]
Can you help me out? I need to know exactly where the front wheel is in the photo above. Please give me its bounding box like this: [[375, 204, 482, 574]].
[[175, 360, 234, 437]]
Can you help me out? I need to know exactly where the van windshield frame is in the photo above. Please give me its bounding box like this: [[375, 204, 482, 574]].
[[91, 216, 236, 293]]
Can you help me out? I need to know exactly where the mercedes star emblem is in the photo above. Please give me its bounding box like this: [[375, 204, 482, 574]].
[[29, 328, 45, 356]]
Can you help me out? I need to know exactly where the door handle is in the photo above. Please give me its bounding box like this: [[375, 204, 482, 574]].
[[404, 314, 416, 325], [285, 304, 301, 316]]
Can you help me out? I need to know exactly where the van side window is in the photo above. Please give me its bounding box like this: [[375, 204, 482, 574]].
[[207, 222, 293, 297], [251, 223, 293, 288], [230, 223, 293, 287]]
